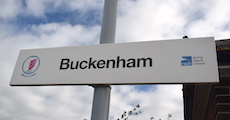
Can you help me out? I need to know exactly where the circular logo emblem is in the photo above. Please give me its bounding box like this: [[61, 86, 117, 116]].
[[22, 56, 40, 74]]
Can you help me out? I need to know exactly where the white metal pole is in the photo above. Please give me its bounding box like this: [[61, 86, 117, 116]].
[[91, 85, 111, 120], [99, 0, 117, 44], [90, 0, 117, 120]]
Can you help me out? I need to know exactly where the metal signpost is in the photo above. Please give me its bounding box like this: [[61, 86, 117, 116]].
[[10, 0, 219, 120], [91, 0, 117, 120]]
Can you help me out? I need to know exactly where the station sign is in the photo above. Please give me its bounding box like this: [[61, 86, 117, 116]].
[[10, 37, 219, 86]]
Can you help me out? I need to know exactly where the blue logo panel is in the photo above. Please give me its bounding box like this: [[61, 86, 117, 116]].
[[181, 56, 192, 66]]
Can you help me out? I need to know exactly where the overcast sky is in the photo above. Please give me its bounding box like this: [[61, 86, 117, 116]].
[[0, 0, 230, 120]]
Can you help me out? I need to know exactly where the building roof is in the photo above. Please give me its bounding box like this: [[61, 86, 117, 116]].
[[183, 39, 230, 120]]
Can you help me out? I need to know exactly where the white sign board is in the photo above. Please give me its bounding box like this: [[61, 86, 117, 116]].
[[10, 37, 219, 86]]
